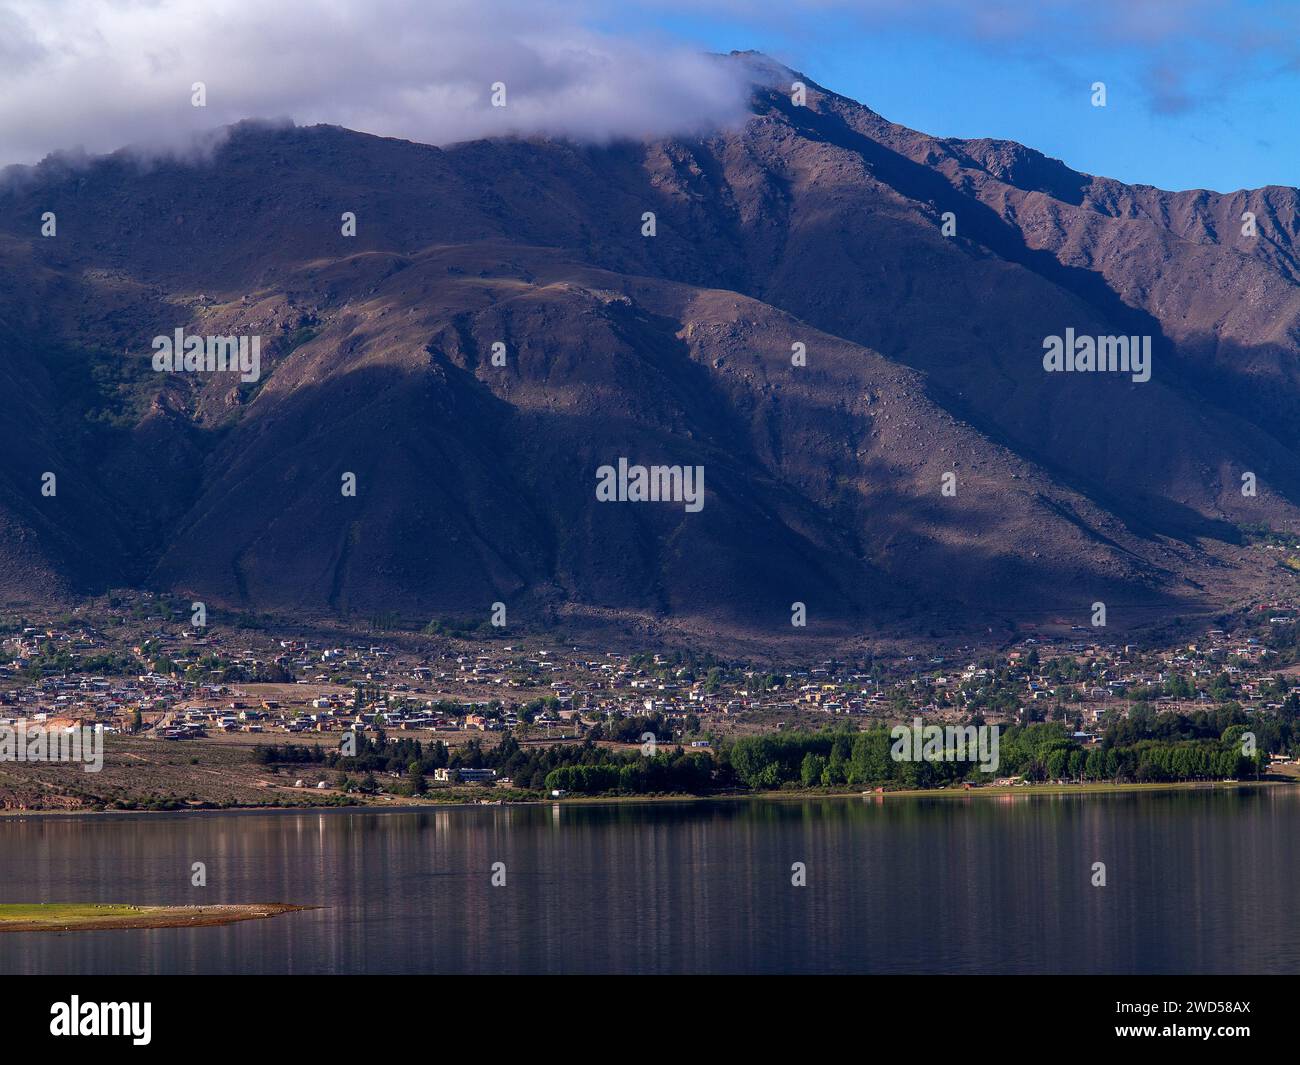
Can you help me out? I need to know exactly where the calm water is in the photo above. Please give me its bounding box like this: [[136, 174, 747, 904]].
[[1, 788, 1297, 974]]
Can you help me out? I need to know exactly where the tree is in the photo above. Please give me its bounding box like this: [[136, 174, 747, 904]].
[[1046, 747, 1070, 781], [800, 752, 827, 788], [1208, 672, 1234, 701], [849, 729, 893, 785], [1068, 748, 1086, 782]]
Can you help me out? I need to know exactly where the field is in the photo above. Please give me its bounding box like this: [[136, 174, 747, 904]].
[[0, 734, 505, 812]]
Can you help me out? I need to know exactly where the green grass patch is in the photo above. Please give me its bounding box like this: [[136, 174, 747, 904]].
[[0, 903, 165, 923]]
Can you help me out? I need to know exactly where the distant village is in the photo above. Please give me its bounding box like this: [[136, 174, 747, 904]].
[[3, 591, 1299, 761]]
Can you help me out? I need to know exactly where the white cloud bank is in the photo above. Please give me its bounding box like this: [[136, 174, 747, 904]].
[[0, 0, 759, 168]]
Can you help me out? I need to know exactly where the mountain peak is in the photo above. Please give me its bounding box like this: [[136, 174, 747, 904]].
[[0, 61, 1296, 647]]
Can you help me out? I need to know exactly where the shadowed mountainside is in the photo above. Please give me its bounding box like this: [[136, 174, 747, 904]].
[[0, 54, 1296, 645]]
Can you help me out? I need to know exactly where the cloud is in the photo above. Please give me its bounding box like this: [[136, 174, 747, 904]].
[[6, 0, 1288, 172], [0, 0, 759, 168]]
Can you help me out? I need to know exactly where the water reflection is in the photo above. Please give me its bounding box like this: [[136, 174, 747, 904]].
[[0, 788, 1296, 974]]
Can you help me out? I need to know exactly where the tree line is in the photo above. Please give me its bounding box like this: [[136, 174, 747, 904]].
[[253, 706, 1284, 798]]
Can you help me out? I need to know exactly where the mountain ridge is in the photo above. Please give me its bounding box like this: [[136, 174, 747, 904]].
[[0, 55, 1296, 647]]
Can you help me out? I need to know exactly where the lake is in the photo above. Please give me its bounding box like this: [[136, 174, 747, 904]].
[[2, 787, 1297, 974]]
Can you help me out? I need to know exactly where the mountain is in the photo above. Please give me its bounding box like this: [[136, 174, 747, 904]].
[[0, 54, 1297, 647]]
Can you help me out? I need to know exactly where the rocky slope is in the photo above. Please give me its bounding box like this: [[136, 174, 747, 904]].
[[0, 55, 1296, 644]]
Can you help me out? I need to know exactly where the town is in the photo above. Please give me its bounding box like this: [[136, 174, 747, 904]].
[[1, 588, 1298, 809]]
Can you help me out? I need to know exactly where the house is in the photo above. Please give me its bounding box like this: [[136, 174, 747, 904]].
[[434, 767, 498, 784]]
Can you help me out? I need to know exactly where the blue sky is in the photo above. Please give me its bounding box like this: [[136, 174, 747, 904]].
[[608, 1, 1300, 193], [3, 0, 1294, 191]]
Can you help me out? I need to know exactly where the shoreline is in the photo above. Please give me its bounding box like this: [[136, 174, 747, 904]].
[[0, 777, 1288, 819], [542, 778, 1290, 806]]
